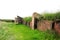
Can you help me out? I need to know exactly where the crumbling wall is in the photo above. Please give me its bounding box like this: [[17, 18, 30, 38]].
[[31, 12, 39, 30], [30, 21, 32, 28], [37, 20, 52, 31], [23, 20, 27, 25], [14, 13, 60, 35], [15, 16, 23, 24], [54, 20, 60, 34]]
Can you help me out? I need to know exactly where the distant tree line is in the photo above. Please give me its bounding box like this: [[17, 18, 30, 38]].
[[0, 19, 14, 22]]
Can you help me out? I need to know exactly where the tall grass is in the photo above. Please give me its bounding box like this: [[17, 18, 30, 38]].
[[0, 22, 60, 40]]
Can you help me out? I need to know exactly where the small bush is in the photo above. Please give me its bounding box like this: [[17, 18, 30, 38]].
[[23, 17, 32, 22]]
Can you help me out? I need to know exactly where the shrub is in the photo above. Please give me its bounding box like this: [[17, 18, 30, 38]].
[[23, 17, 32, 22]]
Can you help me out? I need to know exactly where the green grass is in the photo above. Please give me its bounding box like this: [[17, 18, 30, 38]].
[[0, 21, 60, 40]]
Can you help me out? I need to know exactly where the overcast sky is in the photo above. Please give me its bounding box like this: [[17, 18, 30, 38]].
[[0, 0, 60, 19]]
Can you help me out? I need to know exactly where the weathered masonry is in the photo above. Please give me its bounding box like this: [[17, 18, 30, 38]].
[[15, 16, 23, 24], [14, 13, 60, 34], [31, 12, 52, 31], [52, 19, 60, 34], [30, 12, 60, 34]]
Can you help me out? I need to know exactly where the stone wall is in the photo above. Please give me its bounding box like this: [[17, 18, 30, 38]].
[[31, 12, 40, 30], [30, 21, 32, 29], [23, 20, 27, 25], [37, 20, 52, 31], [53, 20, 60, 34], [15, 16, 23, 24], [14, 13, 60, 34]]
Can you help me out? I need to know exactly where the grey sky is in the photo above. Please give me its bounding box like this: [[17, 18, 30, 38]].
[[0, 0, 60, 19]]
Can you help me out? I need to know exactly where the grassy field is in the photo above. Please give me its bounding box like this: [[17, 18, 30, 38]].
[[0, 21, 60, 40]]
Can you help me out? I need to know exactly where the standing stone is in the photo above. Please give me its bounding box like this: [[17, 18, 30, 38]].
[[31, 12, 39, 30]]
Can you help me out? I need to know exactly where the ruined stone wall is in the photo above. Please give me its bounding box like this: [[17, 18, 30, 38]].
[[14, 13, 60, 32], [15, 16, 23, 24], [31, 12, 40, 30], [29, 21, 32, 29], [15, 17, 18, 24], [23, 20, 27, 25], [31, 16, 35, 30], [54, 21, 60, 34], [37, 20, 52, 31], [14, 13, 60, 34]]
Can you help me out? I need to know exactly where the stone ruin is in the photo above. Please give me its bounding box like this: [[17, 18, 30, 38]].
[[37, 20, 52, 31], [23, 20, 27, 25], [31, 12, 43, 30], [14, 13, 60, 34], [15, 16, 30, 26], [52, 19, 60, 34], [31, 12, 60, 34], [15, 16, 23, 24]]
